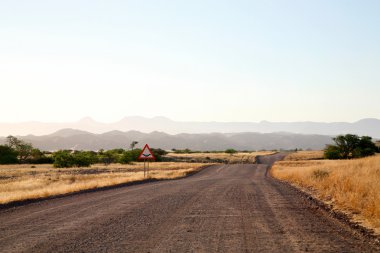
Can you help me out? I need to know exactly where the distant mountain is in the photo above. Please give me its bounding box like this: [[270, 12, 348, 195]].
[[0, 117, 379, 138], [0, 129, 334, 151]]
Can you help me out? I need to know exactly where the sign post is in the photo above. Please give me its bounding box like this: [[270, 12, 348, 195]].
[[138, 144, 156, 178]]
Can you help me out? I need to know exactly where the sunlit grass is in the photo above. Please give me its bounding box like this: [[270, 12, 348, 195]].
[[0, 162, 208, 204], [283, 150, 324, 161], [166, 151, 275, 163], [272, 154, 380, 234]]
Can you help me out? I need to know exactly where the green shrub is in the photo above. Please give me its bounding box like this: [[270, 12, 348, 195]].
[[225, 149, 237, 155], [0, 145, 18, 164], [53, 150, 75, 168], [53, 150, 98, 168], [72, 152, 94, 167]]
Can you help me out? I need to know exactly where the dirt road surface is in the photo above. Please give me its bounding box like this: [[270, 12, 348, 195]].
[[0, 153, 378, 252]]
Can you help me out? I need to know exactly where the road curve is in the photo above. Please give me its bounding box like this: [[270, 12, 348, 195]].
[[0, 153, 378, 252]]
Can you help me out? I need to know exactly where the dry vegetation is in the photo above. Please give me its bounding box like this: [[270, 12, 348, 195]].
[[166, 151, 275, 163], [0, 162, 208, 205], [272, 153, 380, 234], [283, 150, 324, 161]]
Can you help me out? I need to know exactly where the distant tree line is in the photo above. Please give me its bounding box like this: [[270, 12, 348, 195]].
[[52, 148, 166, 168], [0, 136, 167, 168], [324, 134, 379, 159]]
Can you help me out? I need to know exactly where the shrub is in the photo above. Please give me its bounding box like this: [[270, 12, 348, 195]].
[[173, 148, 192, 154], [72, 152, 94, 167], [151, 148, 167, 162], [53, 150, 97, 168], [53, 151, 75, 168], [0, 145, 18, 164], [225, 149, 237, 155]]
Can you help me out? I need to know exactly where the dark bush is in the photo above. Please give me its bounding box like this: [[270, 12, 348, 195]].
[[0, 145, 18, 164], [53, 150, 75, 168], [72, 152, 95, 167], [225, 149, 237, 155]]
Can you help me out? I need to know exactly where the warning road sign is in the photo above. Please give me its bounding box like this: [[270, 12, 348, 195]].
[[138, 144, 156, 160]]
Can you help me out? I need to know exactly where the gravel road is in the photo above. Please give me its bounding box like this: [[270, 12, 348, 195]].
[[0, 153, 378, 252]]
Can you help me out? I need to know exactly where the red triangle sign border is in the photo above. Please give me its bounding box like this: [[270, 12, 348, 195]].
[[138, 144, 156, 160]]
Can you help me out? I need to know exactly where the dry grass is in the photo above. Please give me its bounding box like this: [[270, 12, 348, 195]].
[[0, 162, 208, 204], [284, 150, 324, 161], [166, 151, 275, 163], [272, 154, 380, 234]]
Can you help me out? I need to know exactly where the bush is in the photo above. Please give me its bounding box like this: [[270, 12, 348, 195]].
[[53, 150, 97, 168], [53, 150, 75, 168], [225, 149, 237, 155], [173, 148, 192, 154], [30, 155, 54, 164], [151, 148, 167, 162], [27, 149, 54, 164], [119, 149, 141, 164], [0, 145, 18, 164], [72, 152, 95, 167]]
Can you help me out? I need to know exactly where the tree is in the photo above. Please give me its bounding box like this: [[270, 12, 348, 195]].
[[324, 134, 378, 159], [130, 141, 139, 150], [353, 136, 378, 158], [332, 134, 360, 159], [6, 136, 33, 163], [0, 145, 18, 164], [72, 151, 95, 167], [324, 145, 341, 159], [225, 149, 237, 156]]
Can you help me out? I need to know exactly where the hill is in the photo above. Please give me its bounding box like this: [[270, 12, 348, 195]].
[[0, 117, 379, 138], [0, 129, 333, 151]]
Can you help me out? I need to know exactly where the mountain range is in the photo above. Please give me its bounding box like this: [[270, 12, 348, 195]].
[[0, 128, 333, 151], [0, 117, 380, 138]]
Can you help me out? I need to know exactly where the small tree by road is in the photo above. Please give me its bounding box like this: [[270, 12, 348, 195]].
[[324, 134, 379, 159], [6, 136, 34, 163], [130, 141, 138, 150]]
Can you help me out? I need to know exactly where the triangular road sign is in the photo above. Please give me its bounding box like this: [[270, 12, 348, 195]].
[[138, 144, 156, 160]]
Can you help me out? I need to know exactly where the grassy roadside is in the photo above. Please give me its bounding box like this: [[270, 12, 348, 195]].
[[0, 162, 209, 205], [0, 151, 271, 205], [165, 151, 275, 163], [272, 151, 380, 235]]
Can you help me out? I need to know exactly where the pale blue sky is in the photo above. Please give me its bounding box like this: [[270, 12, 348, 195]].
[[1, 0, 379, 123]]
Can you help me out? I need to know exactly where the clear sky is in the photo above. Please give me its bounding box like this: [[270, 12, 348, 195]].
[[1, 0, 379, 123]]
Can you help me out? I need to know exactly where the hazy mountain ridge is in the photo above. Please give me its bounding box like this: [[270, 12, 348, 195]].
[[0, 117, 379, 138], [0, 129, 334, 151]]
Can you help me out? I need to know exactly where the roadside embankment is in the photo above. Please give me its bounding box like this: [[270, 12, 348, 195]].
[[272, 153, 380, 236]]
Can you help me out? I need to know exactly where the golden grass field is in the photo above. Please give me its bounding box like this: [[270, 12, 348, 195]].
[[166, 151, 275, 163], [283, 150, 324, 161], [0, 162, 208, 205], [272, 152, 380, 234]]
